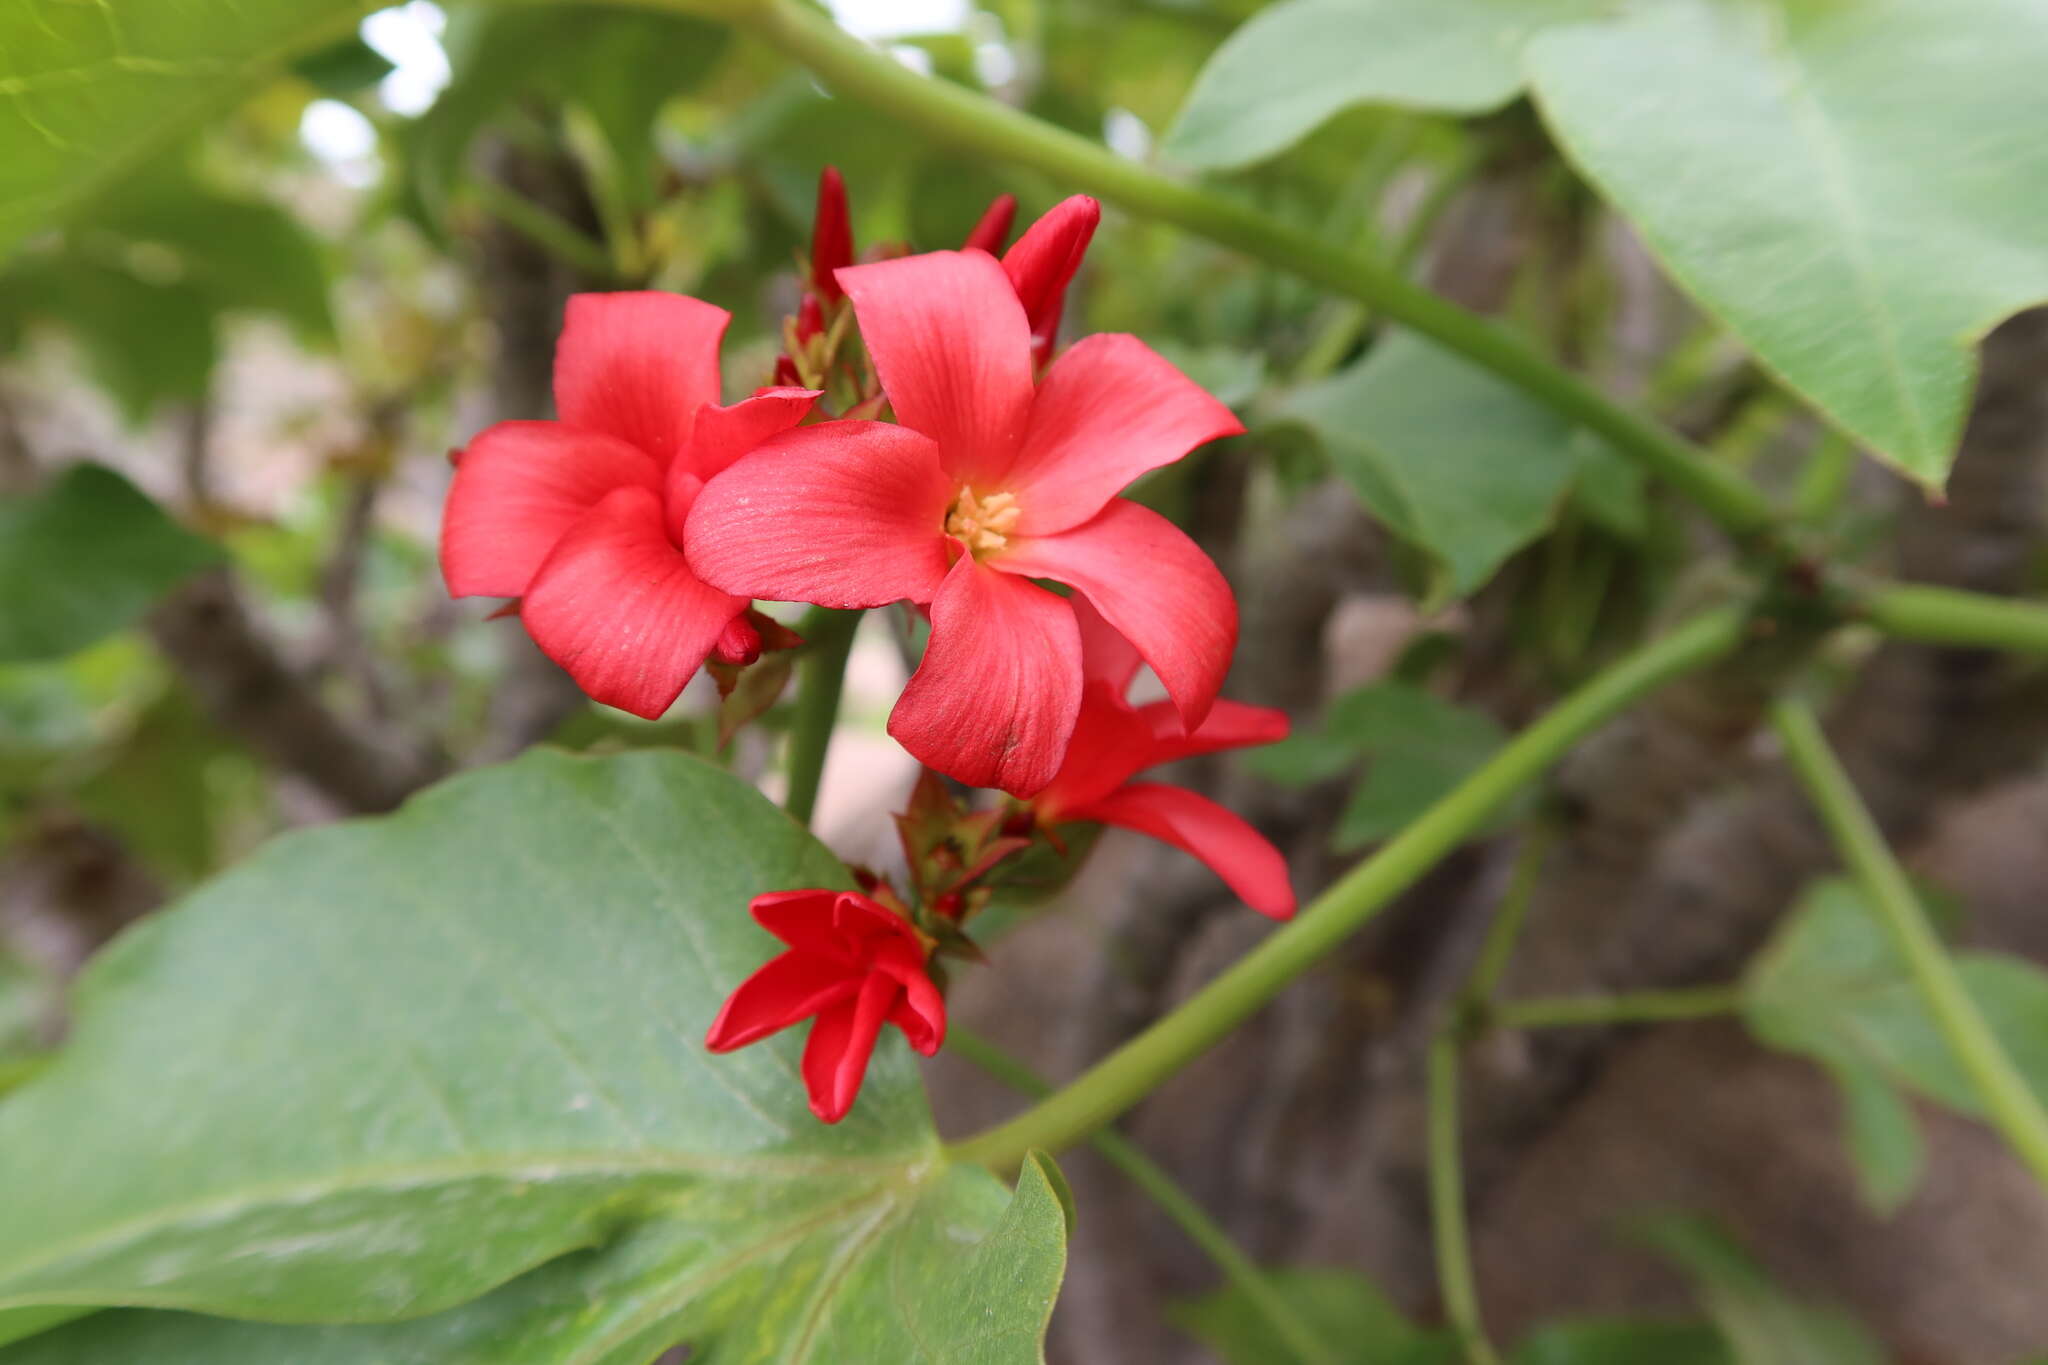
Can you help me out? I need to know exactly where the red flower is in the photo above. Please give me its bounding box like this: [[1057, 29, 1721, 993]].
[[705, 889, 946, 1123], [1033, 600, 1297, 919], [685, 244, 1245, 797], [440, 293, 819, 718]]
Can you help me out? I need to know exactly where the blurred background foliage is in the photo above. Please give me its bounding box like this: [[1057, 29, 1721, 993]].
[[5, 1, 2048, 1361]]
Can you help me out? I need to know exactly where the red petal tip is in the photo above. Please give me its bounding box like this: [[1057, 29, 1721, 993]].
[[811, 166, 854, 302]]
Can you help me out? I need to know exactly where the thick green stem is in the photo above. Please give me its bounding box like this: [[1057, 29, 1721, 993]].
[[1427, 1035, 1502, 1365], [783, 607, 860, 827], [720, 0, 1781, 548], [947, 1028, 1338, 1365], [945, 607, 1748, 1167], [1490, 985, 1741, 1031], [1770, 698, 2048, 1189], [1860, 583, 2048, 655]]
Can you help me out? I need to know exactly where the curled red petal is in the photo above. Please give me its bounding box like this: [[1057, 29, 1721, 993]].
[[704, 950, 862, 1052], [999, 498, 1235, 731], [836, 250, 1035, 489], [811, 166, 854, 302], [1136, 697, 1290, 768], [553, 292, 729, 470], [440, 420, 660, 600], [802, 972, 896, 1123], [962, 193, 1018, 255], [1002, 195, 1099, 364], [751, 888, 852, 955], [1071, 781, 1295, 919], [520, 486, 746, 719], [888, 558, 1082, 798]]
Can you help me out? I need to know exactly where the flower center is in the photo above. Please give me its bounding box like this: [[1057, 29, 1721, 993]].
[[944, 485, 1022, 558]]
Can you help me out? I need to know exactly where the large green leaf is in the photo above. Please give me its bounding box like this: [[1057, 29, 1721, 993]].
[[1281, 334, 1593, 604], [1525, 0, 2048, 488], [1640, 1218, 1884, 1365], [0, 466, 221, 664], [1164, 0, 1600, 169], [0, 750, 1065, 1361], [0, 0, 380, 256], [1742, 875, 2048, 1212], [0, 260, 217, 418]]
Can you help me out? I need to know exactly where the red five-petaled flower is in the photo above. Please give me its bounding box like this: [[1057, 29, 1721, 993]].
[[686, 224, 1245, 797], [1034, 600, 1297, 919], [440, 294, 820, 718], [705, 889, 946, 1123]]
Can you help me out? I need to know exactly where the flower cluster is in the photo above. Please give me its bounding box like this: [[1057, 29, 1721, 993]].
[[442, 170, 1294, 1121]]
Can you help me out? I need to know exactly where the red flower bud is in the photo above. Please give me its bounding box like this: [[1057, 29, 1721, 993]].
[[713, 612, 764, 667], [810, 166, 854, 302]]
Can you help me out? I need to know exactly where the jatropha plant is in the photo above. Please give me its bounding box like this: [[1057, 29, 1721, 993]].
[[445, 170, 1294, 1124]]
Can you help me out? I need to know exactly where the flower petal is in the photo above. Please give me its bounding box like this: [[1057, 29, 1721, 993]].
[[1135, 697, 1290, 768], [1007, 333, 1244, 535], [703, 950, 861, 1052], [685, 420, 953, 608], [961, 193, 1017, 255], [1074, 588, 1142, 693], [1002, 195, 1099, 365], [1000, 498, 1235, 730], [889, 558, 1082, 797], [1071, 782, 1295, 919], [810, 167, 854, 301], [521, 486, 746, 719], [1033, 679, 1155, 820], [836, 250, 1034, 488], [440, 421, 661, 599], [802, 972, 897, 1123], [553, 292, 729, 469], [667, 386, 821, 543], [750, 889, 847, 954]]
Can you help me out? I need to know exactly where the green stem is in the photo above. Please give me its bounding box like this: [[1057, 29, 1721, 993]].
[[720, 0, 1781, 548], [1490, 985, 1742, 1031], [1427, 1035, 1501, 1365], [1861, 583, 2048, 655], [783, 607, 860, 827], [947, 1028, 1338, 1365], [945, 606, 1748, 1167], [468, 176, 617, 280], [1791, 428, 1856, 522], [1770, 698, 2048, 1189], [1465, 825, 1554, 1005]]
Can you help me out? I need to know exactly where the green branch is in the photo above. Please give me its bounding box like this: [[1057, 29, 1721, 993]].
[[715, 0, 1781, 548], [1490, 985, 1741, 1031], [1770, 698, 2048, 1189], [1860, 583, 2048, 655], [947, 1028, 1339, 1365], [945, 607, 1748, 1167], [783, 607, 861, 827], [1427, 1035, 1501, 1365]]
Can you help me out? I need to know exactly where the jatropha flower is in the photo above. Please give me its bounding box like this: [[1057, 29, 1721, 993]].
[[1029, 601, 1296, 919], [685, 240, 1246, 796], [440, 293, 819, 718], [705, 889, 945, 1123]]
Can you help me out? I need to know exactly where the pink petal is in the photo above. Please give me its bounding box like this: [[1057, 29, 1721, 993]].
[[666, 386, 820, 543], [553, 292, 729, 469], [1071, 782, 1295, 919], [440, 421, 660, 600], [703, 950, 861, 1052], [1007, 334, 1244, 535], [521, 486, 747, 719], [835, 251, 1035, 488], [888, 558, 1082, 797], [802, 972, 897, 1122], [1033, 679, 1156, 820], [1000, 498, 1236, 730], [1074, 589, 1142, 693], [1136, 697, 1290, 768], [962, 193, 1018, 255], [1002, 195, 1099, 364], [684, 420, 953, 608]]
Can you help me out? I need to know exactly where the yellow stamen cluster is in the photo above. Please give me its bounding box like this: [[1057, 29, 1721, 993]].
[[945, 486, 1021, 557]]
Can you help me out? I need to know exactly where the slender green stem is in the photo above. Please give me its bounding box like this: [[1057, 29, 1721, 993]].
[[1491, 985, 1742, 1031], [1427, 1035, 1501, 1365], [1770, 698, 2048, 1189], [1861, 583, 2048, 655], [1465, 826, 1554, 1005], [945, 607, 1748, 1167], [1791, 429, 1856, 522], [717, 0, 1781, 548], [468, 176, 617, 280], [947, 1028, 1339, 1365], [783, 607, 861, 827]]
